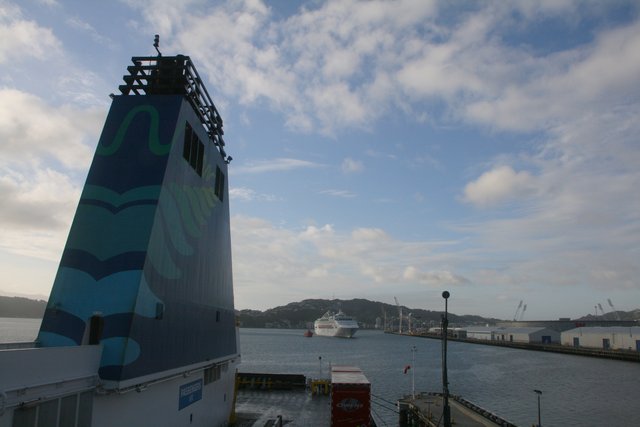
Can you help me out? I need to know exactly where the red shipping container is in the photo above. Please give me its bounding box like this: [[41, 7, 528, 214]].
[[331, 366, 371, 427]]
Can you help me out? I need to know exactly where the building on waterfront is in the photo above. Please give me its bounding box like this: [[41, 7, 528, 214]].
[[561, 326, 640, 351], [496, 319, 638, 332], [464, 326, 495, 340], [465, 326, 559, 344]]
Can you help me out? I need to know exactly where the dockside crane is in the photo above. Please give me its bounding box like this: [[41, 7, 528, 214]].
[[518, 304, 527, 321], [598, 303, 606, 317], [513, 300, 523, 321], [380, 304, 388, 331], [394, 296, 403, 334], [607, 298, 622, 321]]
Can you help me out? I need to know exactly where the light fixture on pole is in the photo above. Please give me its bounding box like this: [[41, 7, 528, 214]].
[[411, 345, 417, 399], [441, 291, 451, 427], [534, 389, 542, 427]]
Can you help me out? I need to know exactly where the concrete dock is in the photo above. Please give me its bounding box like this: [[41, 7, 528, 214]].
[[233, 373, 516, 427], [234, 389, 331, 427], [398, 393, 517, 427], [234, 372, 332, 426]]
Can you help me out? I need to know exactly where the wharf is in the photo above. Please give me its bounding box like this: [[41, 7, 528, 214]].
[[234, 389, 330, 427], [398, 393, 517, 427], [233, 373, 514, 427], [233, 372, 331, 427], [392, 332, 640, 362]]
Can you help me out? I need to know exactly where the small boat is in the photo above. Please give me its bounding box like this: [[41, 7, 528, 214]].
[[304, 329, 313, 337]]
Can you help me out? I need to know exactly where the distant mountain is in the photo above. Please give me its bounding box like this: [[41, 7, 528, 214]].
[[0, 296, 47, 319], [237, 298, 502, 329], [5, 294, 638, 326], [577, 309, 640, 322]]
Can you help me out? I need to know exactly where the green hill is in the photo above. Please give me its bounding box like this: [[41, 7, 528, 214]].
[[237, 298, 501, 329], [0, 296, 47, 319]]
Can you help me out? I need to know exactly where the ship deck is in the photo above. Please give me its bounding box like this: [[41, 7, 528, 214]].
[[234, 389, 331, 427]]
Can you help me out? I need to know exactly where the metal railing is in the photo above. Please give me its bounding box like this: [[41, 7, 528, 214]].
[[118, 55, 229, 160]]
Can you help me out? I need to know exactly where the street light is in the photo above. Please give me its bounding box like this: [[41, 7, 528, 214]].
[[411, 345, 417, 399], [441, 291, 451, 427], [534, 389, 542, 427]]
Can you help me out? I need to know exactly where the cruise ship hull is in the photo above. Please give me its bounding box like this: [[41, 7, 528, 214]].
[[313, 310, 359, 338], [315, 325, 358, 338]]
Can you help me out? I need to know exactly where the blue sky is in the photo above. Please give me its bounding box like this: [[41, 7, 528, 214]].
[[1, 0, 639, 320]]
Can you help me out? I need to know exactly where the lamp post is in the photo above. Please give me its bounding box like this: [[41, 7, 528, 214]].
[[534, 389, 542, 427], [441, 291, 451, 427], [411, 345, 417, 399]]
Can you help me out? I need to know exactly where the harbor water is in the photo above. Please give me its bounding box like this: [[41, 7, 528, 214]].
[[3, 320, 639, 426], [238, 328, 639, 427], [0, 317, 41, 343]]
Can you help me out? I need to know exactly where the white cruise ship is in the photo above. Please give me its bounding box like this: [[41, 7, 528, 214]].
[[314, 310, 359, 338]]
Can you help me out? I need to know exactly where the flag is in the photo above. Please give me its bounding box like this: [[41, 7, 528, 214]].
[[403, 365, 411, 374]]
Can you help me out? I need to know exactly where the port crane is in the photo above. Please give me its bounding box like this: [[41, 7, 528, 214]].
[[394, 297, 403, 334], [607, 298, 621, 321], [380, 304, 388, 331], [518, 304, 527, 321], [513, 300, 523, 321]]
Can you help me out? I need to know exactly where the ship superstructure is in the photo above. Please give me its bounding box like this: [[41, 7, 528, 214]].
[[314, 310, 359, 338], [1, 50, 239, 427]]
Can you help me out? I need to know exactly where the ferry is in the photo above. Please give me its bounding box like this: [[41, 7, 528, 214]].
[[314, 310, 359, 338], [0, 43, 239, 426]]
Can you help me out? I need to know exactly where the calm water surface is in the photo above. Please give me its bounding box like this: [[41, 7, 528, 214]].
[[3, 320, 638, 426], [239, 328, 639, 427], [0, 317, 40, 342]]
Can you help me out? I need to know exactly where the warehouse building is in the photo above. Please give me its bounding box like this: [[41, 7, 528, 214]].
[[465, 326, 560, 344], [465, 326, 495, 341], [561, 326, 640, 351]]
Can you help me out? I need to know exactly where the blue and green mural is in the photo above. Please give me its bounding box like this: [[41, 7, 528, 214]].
[[38, 95, 237, 382]]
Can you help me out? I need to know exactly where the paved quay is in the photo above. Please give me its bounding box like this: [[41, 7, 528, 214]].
[[233, 373, 516, 427], [234, 389, 331, 427], [399, 393, 517, 427]]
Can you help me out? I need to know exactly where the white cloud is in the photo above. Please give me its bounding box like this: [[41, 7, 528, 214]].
[[231, 215, 463, 309], [319, 189, 356, 199], [232, 158, 323, 174], [351, 227, 387, 241], [0, 89, 102, 260], [300, 224, 334, 240], [0, 3, 61, 63], [0, 169, 78, 230], [125, 0, 437, 133], [113, 0, 640, 138], [0, 89, 99, 170], [463, 18, 640, 132], [65, 16, 115, 48], [454, 102, 640, 296], [403, 266, 469, 286], [229, 186, 278, 202], [0, 168, 78, 260], [118, 0, 202, 37], [463, 166, 536, 208], [341, 157, 363, 174]]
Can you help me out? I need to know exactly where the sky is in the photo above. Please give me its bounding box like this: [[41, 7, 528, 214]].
[[1, 0, 639, 320]]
